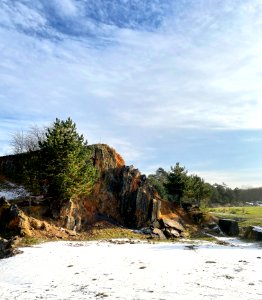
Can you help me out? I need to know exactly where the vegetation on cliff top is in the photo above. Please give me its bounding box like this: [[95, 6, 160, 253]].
[[8, 118, 98, 202]]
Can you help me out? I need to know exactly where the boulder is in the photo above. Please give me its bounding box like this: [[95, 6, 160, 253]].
[[206, 222, 224, 235], [152, 228, 166, 240], [244, 226, 262, 241], [218, 219, 239, 236], [163, 228, 180, 238], [160, 218, 185, 233]]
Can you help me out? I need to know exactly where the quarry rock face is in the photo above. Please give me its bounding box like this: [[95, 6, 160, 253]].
[[62, 144, 162, 230], [0, 144, 185, 234]]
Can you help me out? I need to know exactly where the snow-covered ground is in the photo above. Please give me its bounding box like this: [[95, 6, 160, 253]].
[[0, 240, 261, 300], [0, 181, 30, 200]]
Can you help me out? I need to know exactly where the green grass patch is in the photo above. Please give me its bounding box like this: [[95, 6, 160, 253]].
[[207, 206, 262, 228]]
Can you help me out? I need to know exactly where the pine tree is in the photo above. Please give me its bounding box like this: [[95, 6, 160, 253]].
[[164, 163, 188, 206], [39, 118, 98, 201]]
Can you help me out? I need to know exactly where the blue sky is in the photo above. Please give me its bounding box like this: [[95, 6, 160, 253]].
[[1, 0, 262, 188]]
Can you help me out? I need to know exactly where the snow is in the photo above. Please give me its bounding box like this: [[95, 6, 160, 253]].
[[0, 182, 30, 200], [0, 189, 25, 200], [253, 226, 262, 233], [0, 240, 261, 299]]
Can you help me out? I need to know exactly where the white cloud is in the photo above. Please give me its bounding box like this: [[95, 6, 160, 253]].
[[0, 1, 46, 30], [196, 169, 262, 189], [0, 0, 262, 186], [1, 0, 261, 131]]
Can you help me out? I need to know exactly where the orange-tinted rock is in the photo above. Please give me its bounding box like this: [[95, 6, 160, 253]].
[[0, 144, 167, 231], [0, 198, 31, 237], [61, 144, 162, 230]]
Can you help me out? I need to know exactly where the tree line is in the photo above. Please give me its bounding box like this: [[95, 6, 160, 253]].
[[148, 166, 262, 207], [148, 164, 211, 208]]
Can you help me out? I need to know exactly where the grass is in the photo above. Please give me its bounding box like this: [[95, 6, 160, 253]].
[[18, 236, 47, 247], [207, 206, 262, 228]]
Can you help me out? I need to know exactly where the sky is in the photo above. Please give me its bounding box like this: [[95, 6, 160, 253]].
[[0, 0, 262, 188]]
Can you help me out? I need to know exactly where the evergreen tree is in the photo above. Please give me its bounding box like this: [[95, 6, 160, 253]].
[[39, 118, 98, 201], [185, 174, 212, 207], [148, 167, 169, 199], [164, 163, 188, 206]]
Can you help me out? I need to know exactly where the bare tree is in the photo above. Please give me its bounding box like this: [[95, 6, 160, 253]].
[[24, 125, 46, 152], [10, 130, 26, 154], [10, 125, 46, 154]]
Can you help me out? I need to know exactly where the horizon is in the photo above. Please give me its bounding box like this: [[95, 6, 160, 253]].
[[1, 0, 262, 189]]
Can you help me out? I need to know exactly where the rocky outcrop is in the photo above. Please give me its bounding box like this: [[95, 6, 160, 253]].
[[0, 196, 82, 244], [0, 197, 31, 237], [218, 219, 239, 236], [61, 144, 162, 230], [0, 144, 188, 233]]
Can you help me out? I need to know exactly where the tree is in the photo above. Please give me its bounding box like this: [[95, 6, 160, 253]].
[[10, 125, 46, 154], [185, 174, 212, 207], [10, 130, 26, 154], [24, 125, 46, 152], [148, 167, 169, 199], [164, 163, 188, 206], [39, 118, 98, 201], [210, 183, 236, 205]]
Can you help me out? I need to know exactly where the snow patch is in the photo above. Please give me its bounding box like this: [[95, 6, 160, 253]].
[[253, 226, 262, 233], [0, 182, 30, 200], [0, 240, 261, 299]]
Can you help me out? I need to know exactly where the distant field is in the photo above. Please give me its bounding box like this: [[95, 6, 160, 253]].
[[207, 206, 262, 228]]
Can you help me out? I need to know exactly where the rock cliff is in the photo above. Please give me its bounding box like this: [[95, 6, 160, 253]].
[[0, 144, 188, 237], [61, 144, 162, 230]]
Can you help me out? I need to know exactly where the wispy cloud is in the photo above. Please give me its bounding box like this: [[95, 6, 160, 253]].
[[196, 169, 262, 189], [0, 0, 262, 186]]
